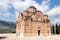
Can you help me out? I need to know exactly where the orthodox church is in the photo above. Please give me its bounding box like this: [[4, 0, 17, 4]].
[[16, 6, 51, 36]]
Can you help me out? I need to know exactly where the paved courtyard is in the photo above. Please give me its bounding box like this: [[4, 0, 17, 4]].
[[0, 34, 60, 40]]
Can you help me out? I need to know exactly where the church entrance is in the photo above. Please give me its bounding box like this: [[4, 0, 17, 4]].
[[38, 30, 40, 36]]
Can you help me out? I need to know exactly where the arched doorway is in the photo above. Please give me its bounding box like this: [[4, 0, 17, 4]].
[[38, 30, 40, 36]]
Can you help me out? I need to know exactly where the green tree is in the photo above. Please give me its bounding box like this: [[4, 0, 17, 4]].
[[56, 24, 59, 34], [58, 24, 60, 34]]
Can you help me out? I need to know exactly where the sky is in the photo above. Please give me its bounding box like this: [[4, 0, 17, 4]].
[[0, 0, 60, 24]]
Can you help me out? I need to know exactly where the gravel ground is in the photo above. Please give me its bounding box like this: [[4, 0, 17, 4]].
[[0, 34, 60, 40]]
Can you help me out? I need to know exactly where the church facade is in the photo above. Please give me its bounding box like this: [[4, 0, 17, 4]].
[[16, 6, 51, 36]]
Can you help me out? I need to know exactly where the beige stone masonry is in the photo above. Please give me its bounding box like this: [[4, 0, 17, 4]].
[[16, 6, 51, 36]]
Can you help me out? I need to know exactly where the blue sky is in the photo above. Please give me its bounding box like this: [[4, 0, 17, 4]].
[[0, 0, 60, 24]]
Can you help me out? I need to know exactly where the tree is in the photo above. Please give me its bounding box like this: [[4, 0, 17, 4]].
[[56, 24, 59, 34], [58, 24, 60, 34], [51, 24, 55, 34]]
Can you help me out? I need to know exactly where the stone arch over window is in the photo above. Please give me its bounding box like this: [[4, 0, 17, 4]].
[[38, 17, 42, 21], [35, 11, 43, 17], [31, 15, 37, 21]]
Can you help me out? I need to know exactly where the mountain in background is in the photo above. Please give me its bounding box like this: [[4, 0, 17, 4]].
[[0, 20, 16, 33]]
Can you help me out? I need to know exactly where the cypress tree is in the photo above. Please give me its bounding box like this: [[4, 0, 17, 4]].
[[59, 24, 60, 34], [51, 24, 55, 34], [56, 24, 59, 34]]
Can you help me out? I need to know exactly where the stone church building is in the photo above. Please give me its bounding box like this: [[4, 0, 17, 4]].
[[16, 6, 51, 36]]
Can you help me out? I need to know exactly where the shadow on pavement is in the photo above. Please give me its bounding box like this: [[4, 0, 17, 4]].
[[0, 37, 7, 39]]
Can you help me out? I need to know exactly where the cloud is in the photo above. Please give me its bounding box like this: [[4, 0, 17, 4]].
[[0, 0, 60, 24], [3, 13, 11, 17], [53, 18, 60, 24], [0, 0, 51, 22], [12, 0, 33, 10], [30, 0, 50, 14], [11, 0, 50, 12], [12, 0, 50, 18], [46, 5, 60, 16], [0, 12, 12, 17], [0, 3, 9, 10], [0, 0, 50, 17]]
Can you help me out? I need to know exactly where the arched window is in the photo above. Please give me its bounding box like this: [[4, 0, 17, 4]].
[[43, 19, 49, 23], [38, 18, 41, 21]]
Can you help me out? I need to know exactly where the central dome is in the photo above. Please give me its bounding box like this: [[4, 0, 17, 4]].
[[27, 6, 37, 13]]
